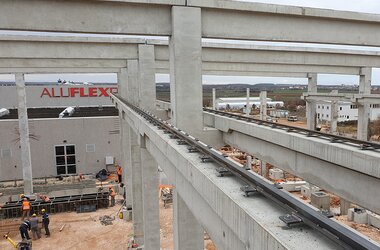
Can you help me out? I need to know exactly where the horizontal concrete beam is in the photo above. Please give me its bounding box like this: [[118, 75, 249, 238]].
[[113, 95, 344, 250], [0, 59, 127, 68], [0, 68, 120, 74], [204, 112, 380, 214], [2, 0, 380, 46], [0, 36, 378, 72], [303, 93, 380, 105], [191, 0, 380, 46]]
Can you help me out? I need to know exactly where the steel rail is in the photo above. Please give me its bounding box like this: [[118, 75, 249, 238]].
[[203, 108, 380, 150], [117, 96, 379, 250]]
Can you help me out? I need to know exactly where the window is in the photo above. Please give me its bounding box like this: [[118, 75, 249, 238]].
[[327, 106, 329, 110], [347, 116, 350, 119], [318, 105, 320, 109], [350, 105, 358, 109], [373, 104, 380, 108], [55, 145, 76, 175], [317, 113, 320, 119], [322, 114, 324, 118], [340, 107, 342, 111], [322, 106, 324, 109], [327, 114, 329, 118]]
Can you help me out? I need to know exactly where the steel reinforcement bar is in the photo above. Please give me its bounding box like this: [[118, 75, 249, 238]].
[[0, 192, 109, 219], [118, 96, 379, 250], [203, 108, 380, 150]]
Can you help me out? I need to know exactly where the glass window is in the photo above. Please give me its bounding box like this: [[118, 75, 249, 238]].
[[55, 145, 76, 175]]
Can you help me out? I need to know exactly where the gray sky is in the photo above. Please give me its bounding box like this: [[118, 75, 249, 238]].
[[1, 0, 380, 85]]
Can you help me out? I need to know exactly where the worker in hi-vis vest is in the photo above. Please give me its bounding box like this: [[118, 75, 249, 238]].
[[21, 198, 31, 221]]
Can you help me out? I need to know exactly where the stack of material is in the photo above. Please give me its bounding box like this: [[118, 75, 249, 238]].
[[99, 215, 114, 226]]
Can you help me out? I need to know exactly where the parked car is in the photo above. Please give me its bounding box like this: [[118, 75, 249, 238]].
[[287, 116, 298, 122]]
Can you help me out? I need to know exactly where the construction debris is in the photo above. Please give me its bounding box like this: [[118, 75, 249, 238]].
[[99, 215, 115, 226], [59, 224, 66, 232]]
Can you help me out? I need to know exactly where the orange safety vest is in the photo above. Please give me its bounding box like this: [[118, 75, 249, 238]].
[[22, 201, 30, 210], [116, 167, 122, 175]]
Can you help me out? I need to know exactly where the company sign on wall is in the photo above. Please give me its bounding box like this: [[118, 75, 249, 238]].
[[40, 86, 118, 98], [0, 85, 118, 108]]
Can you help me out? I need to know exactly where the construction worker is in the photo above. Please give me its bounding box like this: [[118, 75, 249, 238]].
[[30, 214, 41, 240], [41, 209, 50, 237], [109, 187, 116, 207], [20, 194, 30, 201], [19, 220, 31, 240], [21, 198, 31, 221], [116, 165, 122, 183]]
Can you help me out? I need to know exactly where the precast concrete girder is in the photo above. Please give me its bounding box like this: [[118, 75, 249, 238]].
[[203, 112, 380, 214], [0, 59, 127, 69], [303, 93, 380, 105], [2, 0, 380, 46], [113, 95, 342, 250]]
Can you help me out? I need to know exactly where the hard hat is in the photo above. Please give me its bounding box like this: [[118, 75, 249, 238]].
[[20, 194, 24, 197], [41, 209, 46, 212], [32, 213, 37, 217]]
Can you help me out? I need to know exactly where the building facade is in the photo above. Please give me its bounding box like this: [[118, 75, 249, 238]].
[[316, 101, 380, 122]]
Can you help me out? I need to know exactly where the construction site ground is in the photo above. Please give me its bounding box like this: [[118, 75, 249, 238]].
[[0, 195, 216, 250]]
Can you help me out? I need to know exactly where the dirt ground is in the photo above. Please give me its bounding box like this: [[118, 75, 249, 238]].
[[1, 195, 216, 250]]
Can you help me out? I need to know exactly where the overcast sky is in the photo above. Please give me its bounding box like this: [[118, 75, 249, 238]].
[[1, 0, 380, 85]]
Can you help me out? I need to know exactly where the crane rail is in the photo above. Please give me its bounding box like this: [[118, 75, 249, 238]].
[[117, 96, 379, 250], [203, 108, 380, 150]]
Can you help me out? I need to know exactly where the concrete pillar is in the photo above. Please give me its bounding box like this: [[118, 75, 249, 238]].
[[118, 67, 128, 99], [260, 160, 268, 177], [138, 44, 156, 112], [169, 6, 203, 136], [129, 128, 144, 244], [306, 73, 318, 130], [120, 113, 133, 208], [140, 135, 160, 249], [340, 198, 351, 216], [331, 99, 338, 134], [245, 88, 250, 115], [259, 91, 267, 120], [246, 155, 252, 170], [127, 60, 139, 105], [357, 67, 372, 141], [174, 190, 204, 250], [212, 88, 216, 110], [15, 73, 33, 195]]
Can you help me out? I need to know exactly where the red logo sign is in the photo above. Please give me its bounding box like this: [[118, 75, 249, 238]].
[[40, 87, 118, 98]]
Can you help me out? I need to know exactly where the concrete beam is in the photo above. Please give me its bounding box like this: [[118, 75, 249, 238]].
[[204, 112, 380, 214], [0, 0, 174, 35], [127, 60, 139, 105], [15, 73, 33, 195], [114, 95, 346, 250], [190, 0, 380, 46], [2, 0, 380, 46], [358, 68, 372, 141], [306, 74, 317, 130], [0, 68, 120, 74]]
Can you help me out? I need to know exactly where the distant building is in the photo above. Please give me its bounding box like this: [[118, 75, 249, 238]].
[[216, 97, 284, 110], [316, 101, 380, 122]]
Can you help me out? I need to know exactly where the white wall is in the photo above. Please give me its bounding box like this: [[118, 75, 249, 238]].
[[0, 116, 121, 181]]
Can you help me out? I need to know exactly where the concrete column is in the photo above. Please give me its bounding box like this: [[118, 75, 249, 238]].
[[118, 67, 128, 99], [129, 128, 144, 244], [127, 60, 139, 105], [212, 88, 216, 110], [260, 160, 268, 177], [246, 155, 252, 170], [306, 73, 318, 130], [245, 88, 250, 115], [259, 91, 267, 120], [331, 99, 338, 134], [120, 113, 132, 208], [357, 67, 372, 141], [340, 198, 351, 216], [15, 73, 33, 195], [169, 6, 203, 136], [140, 135, 160, 249], [138, 44, 156, 112], [174, 190, 204, 250]]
